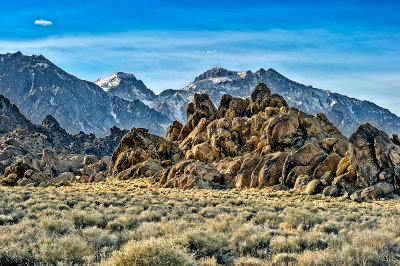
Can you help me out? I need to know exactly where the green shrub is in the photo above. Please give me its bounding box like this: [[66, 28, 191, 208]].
[[175, 228, 229, 263], [316, 221, 340, 235], [140, 210, 162, 222], [270, 236, 303, 254], [273, 253, 297, 265], [34, 234, 91, 264], [39, 216, 74, 235], [282, 209, 323, 230], [71, 210, 105, 228], [103, 238, 196, 266], [233, 256, 267, 266], [82, 226, 119, 250], [231, 224, 271, 257], [107, 215, 139, 231]]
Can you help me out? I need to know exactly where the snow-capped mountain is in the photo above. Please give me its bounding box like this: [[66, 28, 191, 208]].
[[0, 52, 170, 137], [2, 51, 399, 138], [95, 72, 156, 105], [153, 67, 400, 137]]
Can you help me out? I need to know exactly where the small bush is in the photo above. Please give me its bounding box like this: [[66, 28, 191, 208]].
[[175, 228, 229, 264], [103, 238, 196, 266], [199, 256, 220, 266], [273, 253, 297, 265], [282, 209, 323, 230], [140, 210, 162, 222], [71, 210, 105, 228], [270, 236, 303, 254], [231, 224, 271, 257], [0, 214, 13, 225], [233, 256, 267, 266], [316, 221, 340, 235], [34, 234, 91, 264], [82, 226, 119, 250], [107, 215, 139, 231], [39, 216, 73, 235]]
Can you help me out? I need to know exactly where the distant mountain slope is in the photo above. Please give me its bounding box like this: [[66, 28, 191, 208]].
[[0, 52, 170, 137], [153, 67, 400, 136], [95, 72, 156, 105]]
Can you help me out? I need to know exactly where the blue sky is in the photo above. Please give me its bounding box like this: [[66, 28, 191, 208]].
[[0, 0, 400, 114]]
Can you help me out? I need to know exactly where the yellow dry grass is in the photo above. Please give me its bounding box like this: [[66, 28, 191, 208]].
[[0, 178, 399, 265]]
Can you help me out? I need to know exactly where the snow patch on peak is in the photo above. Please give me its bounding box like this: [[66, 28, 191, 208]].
[[33, 62, 49, 68], [95, 74, 123, 91]]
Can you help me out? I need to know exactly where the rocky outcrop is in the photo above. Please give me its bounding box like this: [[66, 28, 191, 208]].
[[179, 94, 217, 141], [0, 94, 128, 186], [281, 143, 328, 187], [109, 83, 375, 195], [165, 121, 183, 142], [341, 123, 400, 200], [107, 128, 182, 179]]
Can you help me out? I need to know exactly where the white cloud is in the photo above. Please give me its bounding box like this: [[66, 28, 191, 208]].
[[34, 19, 53, 26]]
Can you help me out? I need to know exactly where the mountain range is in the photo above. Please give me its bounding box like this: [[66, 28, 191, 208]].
[[0, 52, 169, 137], [1, 51, 400, 137]]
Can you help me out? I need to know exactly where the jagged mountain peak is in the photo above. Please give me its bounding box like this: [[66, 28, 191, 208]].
[[95, 72, 156, 102], [115, 72, 136, 78], [95, 72, 139, 89], [193, 67, 242, 82], [4, 51, 47, 62]]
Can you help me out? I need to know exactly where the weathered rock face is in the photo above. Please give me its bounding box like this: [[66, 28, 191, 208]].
[[107, 128, 182, 178], [252, 152, 289, 188], [281, 143, 327, 187], [341, 123, 400, 199], [156, 160, 223, 189], [179, 94, 217, 141], [166, 121, 183, 141], [250, 83, 288, 113]]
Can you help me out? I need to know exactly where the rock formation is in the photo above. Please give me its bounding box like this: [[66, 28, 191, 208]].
[[107, 83, 400, 201], [3, 82, 400, 202], [0, 94, 127, 186]]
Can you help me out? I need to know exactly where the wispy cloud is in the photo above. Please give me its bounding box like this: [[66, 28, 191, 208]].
[[34, 19, 53, 26]]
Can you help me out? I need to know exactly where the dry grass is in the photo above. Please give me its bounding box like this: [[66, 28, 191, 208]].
[[0, 178, 399, 265]]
